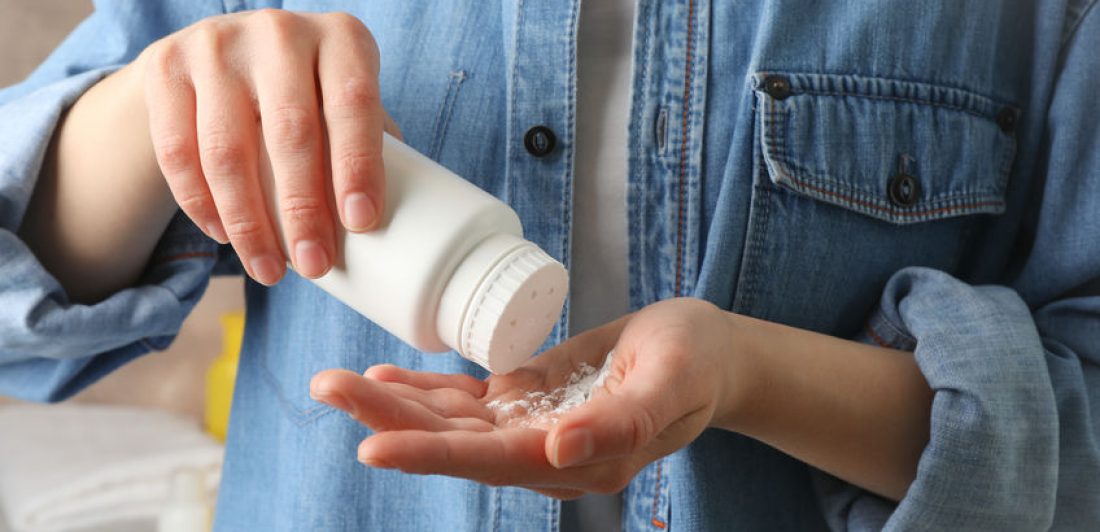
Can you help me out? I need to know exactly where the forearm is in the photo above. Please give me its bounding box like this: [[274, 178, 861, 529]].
[[715, 313, 933, 501], [18, 58, 177, 304]]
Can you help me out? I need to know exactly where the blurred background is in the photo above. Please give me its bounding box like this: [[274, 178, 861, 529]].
[[1, 2, 245, 530]]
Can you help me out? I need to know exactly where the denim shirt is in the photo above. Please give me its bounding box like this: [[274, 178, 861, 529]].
[[2, 1, 1099, 530]]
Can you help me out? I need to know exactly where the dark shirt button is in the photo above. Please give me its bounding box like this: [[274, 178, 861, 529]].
[[762, 75, 791, 100], [524, 126, 557, 157], [996, 107, 1017, 133], [887, 173, 922, 207]]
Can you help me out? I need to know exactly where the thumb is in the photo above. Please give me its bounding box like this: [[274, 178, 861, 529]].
[[544, 375, 675, 469]]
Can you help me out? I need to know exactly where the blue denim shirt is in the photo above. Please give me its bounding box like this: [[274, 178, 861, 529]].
[[2, 1, 1099, 530]]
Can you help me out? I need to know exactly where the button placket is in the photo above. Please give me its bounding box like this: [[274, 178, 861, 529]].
[[501, 0, 578, 352]]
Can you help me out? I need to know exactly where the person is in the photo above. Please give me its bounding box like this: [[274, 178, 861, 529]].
[[1, 1, 1098, 530]]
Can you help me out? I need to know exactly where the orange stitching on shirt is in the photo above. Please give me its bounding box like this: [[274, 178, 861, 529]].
[[674, 0, 697, 299], [650, 458, 666, 529], [865, 323, 892, 348], [784, 173, 1002, 218], [658, 0, 696, 526]]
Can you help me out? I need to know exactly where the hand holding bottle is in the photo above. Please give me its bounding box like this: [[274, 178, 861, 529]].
[[139, 9, 401, 284], [144, 11, 567, 372]]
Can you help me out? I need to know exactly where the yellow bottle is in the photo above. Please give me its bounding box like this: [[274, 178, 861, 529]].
[[204, 312, 244, 442]]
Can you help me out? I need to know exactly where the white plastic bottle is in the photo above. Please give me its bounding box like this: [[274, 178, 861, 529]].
[[264, 134, 568, 374]]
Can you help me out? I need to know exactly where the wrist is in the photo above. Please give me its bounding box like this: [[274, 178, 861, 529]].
[[709, 310, 765, 433]]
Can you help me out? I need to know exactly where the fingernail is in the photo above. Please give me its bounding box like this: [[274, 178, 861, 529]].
[[294, 240, 330, 278], [344, 193, 377, 231], [312, 388, 353, 414], [552, 428, 594, 468], [206, 222, 229, 244], [358, 453, 392, 469], [249, 255, 283, 286]]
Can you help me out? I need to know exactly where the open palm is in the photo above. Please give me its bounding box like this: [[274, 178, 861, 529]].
[[310, 298, 733, 499]]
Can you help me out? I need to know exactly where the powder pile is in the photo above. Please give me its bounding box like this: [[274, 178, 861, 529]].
[[487, 351, 615, 428]]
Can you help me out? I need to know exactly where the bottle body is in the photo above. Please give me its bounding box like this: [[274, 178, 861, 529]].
[[312, 136, 524, 353], [265, 135, 567, 373]]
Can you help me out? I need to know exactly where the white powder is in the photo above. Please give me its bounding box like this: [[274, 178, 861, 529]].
[[487, 350, 615, 428]]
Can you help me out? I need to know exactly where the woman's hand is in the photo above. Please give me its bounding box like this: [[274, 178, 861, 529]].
[[311, 296, 934, 501], [138, 9, 400, 285], [309, 298, 748, 499]]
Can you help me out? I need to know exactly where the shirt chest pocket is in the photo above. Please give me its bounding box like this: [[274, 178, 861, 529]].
[[756, 71, 1017, 223], [733, 72, 1018, 333]]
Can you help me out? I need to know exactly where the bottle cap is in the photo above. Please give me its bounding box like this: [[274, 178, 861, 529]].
[[441, 236, 567, 374]]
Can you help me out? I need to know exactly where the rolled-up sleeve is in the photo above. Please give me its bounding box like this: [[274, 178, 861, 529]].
[[0, 1, 229, 402], [815, 4, 1100, 530]]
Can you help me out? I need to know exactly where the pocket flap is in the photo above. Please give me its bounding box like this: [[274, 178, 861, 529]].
[[753, 72, 1017, 224]]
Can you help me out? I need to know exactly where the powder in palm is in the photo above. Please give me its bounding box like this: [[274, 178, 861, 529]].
[[487, 351, 615, 428]]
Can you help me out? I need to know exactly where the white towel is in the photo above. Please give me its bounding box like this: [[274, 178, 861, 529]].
[[0, 404, 223, 532]]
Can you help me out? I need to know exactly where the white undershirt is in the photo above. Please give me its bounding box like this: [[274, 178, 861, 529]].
[[565, 1, 635, 531], [569, 0, 634, 335]]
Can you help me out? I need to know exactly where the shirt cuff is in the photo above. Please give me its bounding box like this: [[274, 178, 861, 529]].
[[814, 266, 1059, 531], [0, 212, 219, 402], [0, 68, 221, 402]]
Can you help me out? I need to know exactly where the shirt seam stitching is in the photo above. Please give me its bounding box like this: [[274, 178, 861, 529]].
[[673, 0, 697, 300]]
